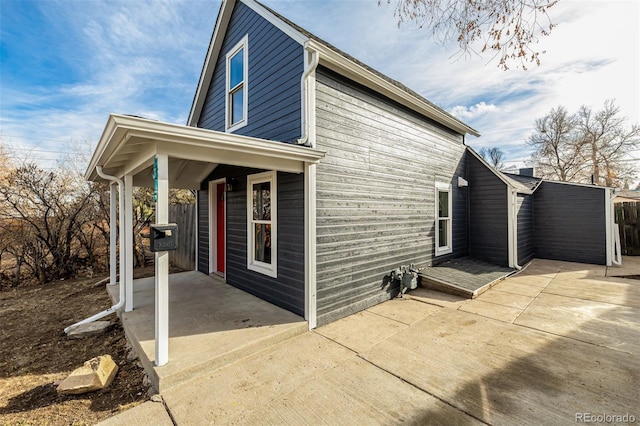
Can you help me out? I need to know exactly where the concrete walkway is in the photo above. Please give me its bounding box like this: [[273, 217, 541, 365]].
[[99, 258, 640, 425]]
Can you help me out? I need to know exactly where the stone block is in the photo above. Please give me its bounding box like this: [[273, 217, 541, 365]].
[[66, 321, 113, 339], [57, 354, 119, 395]]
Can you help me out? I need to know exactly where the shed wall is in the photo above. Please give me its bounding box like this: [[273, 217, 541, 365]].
[[197, 1, 303, 142], [533, 181, 606, 265], [314, 68, 467, 326], [467, 153, 509, 266]]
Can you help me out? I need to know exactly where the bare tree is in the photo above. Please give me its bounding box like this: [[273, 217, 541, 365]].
[[577, 100, 640, 187], [527, 101, 640, 187], [479, 147, 506, 170], [527, 106, 586, 182], [0, 164, 106, 285], [384, 0, 557, 69]]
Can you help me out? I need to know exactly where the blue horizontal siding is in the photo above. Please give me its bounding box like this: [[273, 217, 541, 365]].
[[199, 165, 306, 316], [196, 1, 303, 143]]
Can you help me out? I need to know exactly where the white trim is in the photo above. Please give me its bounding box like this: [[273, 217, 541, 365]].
[[435, 182, 453, 256], [209, 178, 227, 277], [507, 190, 516, 268], [605, 187, 612, 266], [240, 0, 307, 45], [247, 171, 278, 278], [194, 190, 199, 271], [304, 162, 317, 329], [86, 114, 325, 183], [225, 35, 249, 132], [154, 153, 170, 367]]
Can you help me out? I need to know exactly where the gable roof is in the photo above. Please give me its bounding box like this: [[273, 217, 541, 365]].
[[467, 147, 615, 195], [187, 0, 480, 138], [466, 147, 539, 195]]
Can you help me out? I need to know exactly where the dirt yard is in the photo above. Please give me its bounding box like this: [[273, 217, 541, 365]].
[[0, 272, 151, 425]]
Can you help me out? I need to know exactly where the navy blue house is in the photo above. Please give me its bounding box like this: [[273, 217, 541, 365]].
[[86, 0, 618, 333]]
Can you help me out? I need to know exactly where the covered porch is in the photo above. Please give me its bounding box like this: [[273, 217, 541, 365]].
[[84, 114, 324, 367], [107, 271, 307, 392]]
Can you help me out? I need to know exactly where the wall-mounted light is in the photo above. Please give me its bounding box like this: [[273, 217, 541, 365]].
[[226, 178, 236, 192]]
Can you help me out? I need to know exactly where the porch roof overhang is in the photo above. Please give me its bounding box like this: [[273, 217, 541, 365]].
[[86, 114, 326, 189]]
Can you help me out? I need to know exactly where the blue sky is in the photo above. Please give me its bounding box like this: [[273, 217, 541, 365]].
[[1, 0, 638, 174]]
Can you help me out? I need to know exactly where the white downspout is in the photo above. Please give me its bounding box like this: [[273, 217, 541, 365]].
[[109, 182, 117, 285], [64, 166, 126, 334], [298, 44, 320, 329], [607, 188, 622, 266], [509, 189, 522, 270], [297, 44, 319, 146]]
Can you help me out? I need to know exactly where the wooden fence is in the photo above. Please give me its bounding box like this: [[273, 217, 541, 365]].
[[168, 204, 196, 270], [615, 201, 640, 255]]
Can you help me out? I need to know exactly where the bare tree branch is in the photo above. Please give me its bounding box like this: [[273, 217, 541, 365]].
[[527, 101, 640, 187], [383, 0, 558, 69]]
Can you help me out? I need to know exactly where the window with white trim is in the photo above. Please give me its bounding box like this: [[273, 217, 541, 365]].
[[435, 183, 452, 256], [247, 171, 277, 277], [225, 36, 248, 132]]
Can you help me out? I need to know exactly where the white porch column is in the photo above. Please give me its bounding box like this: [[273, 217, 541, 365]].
[[304, 161, 317, 330], [155, 153, 170, 366], [124, 174, 134, 312], [109, 183, 117, 286]]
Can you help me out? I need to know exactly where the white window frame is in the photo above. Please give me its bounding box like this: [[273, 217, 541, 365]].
[[247, 171, 277, 277], [435, 182, 453, 256], [225, 35, 248, 132]]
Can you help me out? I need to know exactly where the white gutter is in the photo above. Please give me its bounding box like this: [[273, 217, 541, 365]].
[[64, 166, 127, 334], [297, 45, 319, 146]]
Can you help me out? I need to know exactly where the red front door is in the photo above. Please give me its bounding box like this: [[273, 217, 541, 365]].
[[216, 183, 225, 274]]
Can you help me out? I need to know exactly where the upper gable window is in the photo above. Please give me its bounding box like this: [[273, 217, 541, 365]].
[[225, 36, 248, 132]]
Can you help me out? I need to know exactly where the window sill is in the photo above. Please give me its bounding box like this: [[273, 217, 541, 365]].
[[435, 248, 453, 257], [247, 262, 277, 278]]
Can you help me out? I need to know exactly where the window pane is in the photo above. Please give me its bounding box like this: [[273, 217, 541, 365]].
[[254, 224, 271, 264], [438, 190, 449, 218], [229, 49, 244, 88], [231, 87, 244, 124], [252, 181, 271, 220], [438, 219, 448, 248]]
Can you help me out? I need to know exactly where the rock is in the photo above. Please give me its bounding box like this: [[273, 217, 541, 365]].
[[142, 374, 152, 388], [66, 321, 113, 339], [150, 394, 163, 403], [126, 348, 139, 362], [57, 355, 119, 395]]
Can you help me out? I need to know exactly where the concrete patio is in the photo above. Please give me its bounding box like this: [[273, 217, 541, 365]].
[[107, 272, 308, 391], [101, 257, 640, 425]]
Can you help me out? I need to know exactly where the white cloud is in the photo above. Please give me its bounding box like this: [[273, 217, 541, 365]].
[[2, 0, 638, 176], [448, 102, 499, 120]]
